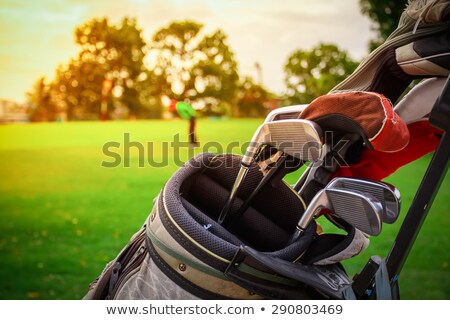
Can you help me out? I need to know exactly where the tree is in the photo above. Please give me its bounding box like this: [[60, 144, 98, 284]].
[[235, 77, 272, 118], [359, 0, 408, 51], [148, 20, 239, 115], [284, 43, 358, 105], [26, 77, 56, 122], [51, 17, 151, 120]]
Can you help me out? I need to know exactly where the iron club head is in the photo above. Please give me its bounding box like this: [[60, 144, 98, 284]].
[[327, 177, 401, 224], [289, 187, 383, 245], [242, 119, 324, 166]]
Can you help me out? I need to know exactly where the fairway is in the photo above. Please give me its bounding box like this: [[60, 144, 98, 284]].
[[0, 119, 449, 299]]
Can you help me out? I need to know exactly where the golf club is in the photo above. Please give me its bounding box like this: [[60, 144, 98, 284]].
[[288, 187, 383, 245], [217, 119, 324, 225], [293, 131, 362, 196], [264, 104, 308, 122], [226, 153, 304, 227], [327, 177, 401, 224]]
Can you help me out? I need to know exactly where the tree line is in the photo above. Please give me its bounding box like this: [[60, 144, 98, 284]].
[[26, 0, 404, 121]]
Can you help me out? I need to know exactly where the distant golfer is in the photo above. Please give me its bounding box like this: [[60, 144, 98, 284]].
[[169, 99, 199, 147]]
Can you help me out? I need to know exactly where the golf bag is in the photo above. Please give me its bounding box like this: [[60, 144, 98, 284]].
[[84, 0, 450, 300], [84, 152, 366, 299]]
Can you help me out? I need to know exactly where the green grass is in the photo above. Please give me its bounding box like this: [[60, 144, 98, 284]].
[[0, 119, 448, 299]]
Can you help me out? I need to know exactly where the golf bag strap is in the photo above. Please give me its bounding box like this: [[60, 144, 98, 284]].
[[225, 246, 352, 299], [342, 287, 357, 300], [362, 256, 392, 300], [372, 256, 393, 300], [352, 255, 393, 300], [224, 248, 308, 299]]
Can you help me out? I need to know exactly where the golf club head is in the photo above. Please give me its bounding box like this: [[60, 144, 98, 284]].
[[264, 104, 308, 122], [290, 187, 382, 244], [326, 188, 383, 236], [327, 177, 401, 224], [242, 119, 323, 166]]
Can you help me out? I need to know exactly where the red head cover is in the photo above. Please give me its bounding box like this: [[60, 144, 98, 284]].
[[300, 91, 410, 153]]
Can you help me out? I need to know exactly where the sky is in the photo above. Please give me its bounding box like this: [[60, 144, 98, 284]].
[[0, 0, 375, 103]]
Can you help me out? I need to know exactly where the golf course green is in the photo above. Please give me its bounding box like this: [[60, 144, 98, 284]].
[[0, 119, 448, 299]]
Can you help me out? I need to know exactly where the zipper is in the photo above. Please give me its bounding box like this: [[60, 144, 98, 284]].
[[105, 229, 147, 299], [110, 246, 147, 298]]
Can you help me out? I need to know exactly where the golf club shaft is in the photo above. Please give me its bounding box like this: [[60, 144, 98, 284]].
[[295, 143, 331, 196], [287, 206, 322, 245], [293, 165, 311, 192], [217, 165, 249, 225], [229, 154, 287, 224]]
